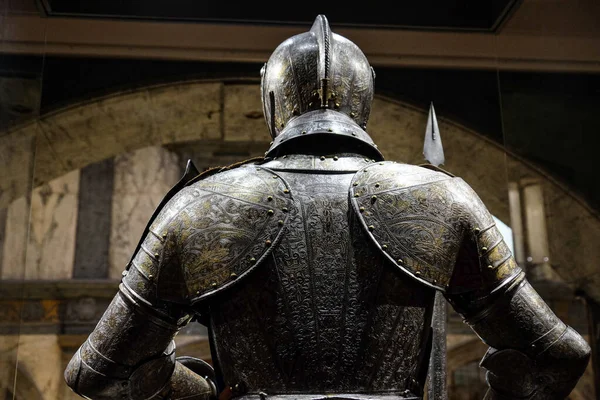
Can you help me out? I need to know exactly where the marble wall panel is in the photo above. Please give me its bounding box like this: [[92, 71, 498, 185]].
[[223, 84, 270, 142], [0, 334, 63, 400], [2, 196, 31, 279], [23, 170, 79, 280], [109, 146, 181, 279]]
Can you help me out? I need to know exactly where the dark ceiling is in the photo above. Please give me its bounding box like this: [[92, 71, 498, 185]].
[[39, 0, 521, 32]]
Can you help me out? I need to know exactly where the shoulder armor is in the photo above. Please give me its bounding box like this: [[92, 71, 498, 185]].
[[418, 163, 455, 177], [138, 165, 292, 304], [349, 161, 471, 291]]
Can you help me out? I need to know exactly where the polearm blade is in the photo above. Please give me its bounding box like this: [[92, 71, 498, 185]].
[[423, 102, 445, 167], [423, 101, 448, 400]]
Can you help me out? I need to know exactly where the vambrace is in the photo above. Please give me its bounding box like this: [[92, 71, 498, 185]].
[[64, 283, 216, 400], [462, 274, 590, 399]]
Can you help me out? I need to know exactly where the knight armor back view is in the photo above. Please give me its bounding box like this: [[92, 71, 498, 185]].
[[65, 15, 590, 400]]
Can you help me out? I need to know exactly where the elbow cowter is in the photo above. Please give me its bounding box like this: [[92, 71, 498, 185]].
[[481, 327, 590, 399], [64, 340, 177, 400], [463, 276, 591, 398]]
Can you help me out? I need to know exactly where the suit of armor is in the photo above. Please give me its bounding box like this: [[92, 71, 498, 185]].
[[65, 15, 590, 400]]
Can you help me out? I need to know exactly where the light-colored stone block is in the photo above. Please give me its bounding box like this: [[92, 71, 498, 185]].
[[2, 195, 30, 279], [25, 170, 79, 280], [150, 82, 222, 143], [223, 84, 271, 142]]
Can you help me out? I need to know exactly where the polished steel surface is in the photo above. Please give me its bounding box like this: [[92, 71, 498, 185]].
[[261, 15, 379, 160]]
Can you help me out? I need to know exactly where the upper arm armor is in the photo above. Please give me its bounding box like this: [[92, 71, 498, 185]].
[[125, 164, 293, 305]]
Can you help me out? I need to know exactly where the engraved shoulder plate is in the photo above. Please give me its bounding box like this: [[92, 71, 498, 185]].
[[349, 161, 472, 291], [139, 165, 293, 304]]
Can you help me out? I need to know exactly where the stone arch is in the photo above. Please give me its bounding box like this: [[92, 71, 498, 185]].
[[1, 79, 599, 300]]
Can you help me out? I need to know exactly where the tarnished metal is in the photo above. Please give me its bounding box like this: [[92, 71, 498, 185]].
[[65, 14, 590, 400], [350, 161, 521, 291], [131, 164, 293, 304], [205, 158, 435, 396], [463, 275, 591, 398], [261, 15, 380, 161]]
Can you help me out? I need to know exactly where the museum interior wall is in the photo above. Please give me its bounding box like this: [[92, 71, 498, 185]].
[[1, 1, 600, 399]]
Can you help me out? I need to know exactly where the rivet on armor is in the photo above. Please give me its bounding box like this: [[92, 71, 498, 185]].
[[265, 240, 272, 246], [474, 227, 481, 234], [212, 282, 218, 288], [148, 274, 154, 280], [328, 128, 333, 132], [122, 270, 128, 277], [382, 244, 388, 250], [196, 290, 200, 295], [250, 257, 256, 262], [302, 130, 307, 135], [375, 183, 380, 188], [379, 162, 384, 165], [267, 210, 274, 215], [309, 102, 313, 107], [353, 182, 358, 186], [371, 195, 377, 202], [162, 233, 167, 239], [320, 156, 326, 160], [269, 141, 273, 145], [397, 258, 403, 264], [230, 272, 238, 279], [487, 264, 494, 269], [267, 196, 273, 201], [278, 220, 284, 226], [282, 155, 287, 159], [481, 246, 488, 252], [283, 189, 290, 194], [154, 253, 159, 258], [354, 194, 359, 198], [350, 112, 356, 118], [415, 271, 421, 276], [333, 156, 339, 161], [359, 207, 365, 213], [282, 207, 288, 212], [335, 102, 340, 108], [272, 176, 278, 179], [352, 132, 357, 136], [368, 225, 375, 231], [432, 279, 438, 284]]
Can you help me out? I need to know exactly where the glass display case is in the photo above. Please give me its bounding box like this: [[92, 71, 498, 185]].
[[0, 1, 598, 399]]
